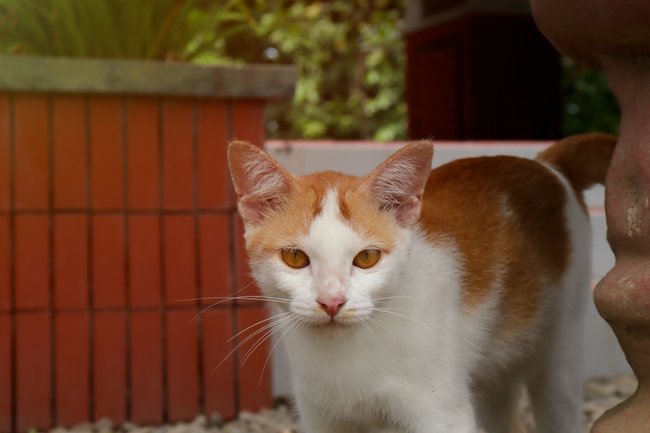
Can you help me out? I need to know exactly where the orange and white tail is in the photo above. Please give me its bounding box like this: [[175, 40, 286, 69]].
[[536, 132, 617, 193]]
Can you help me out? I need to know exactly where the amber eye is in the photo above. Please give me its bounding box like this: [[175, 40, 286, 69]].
[[281, 248, 310, 269], [353, 249, 381, 269]]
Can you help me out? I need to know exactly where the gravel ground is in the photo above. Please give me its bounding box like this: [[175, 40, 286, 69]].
[[47, 375, 637, 433]]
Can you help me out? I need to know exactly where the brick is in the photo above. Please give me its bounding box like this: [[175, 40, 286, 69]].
[[166, 310, 199, 421], [198, 102, 229, 209], [14, 95, 48, 210], [93, 312, 126, 423], [199, 214, 231, 306], [90, 97, 123, 209], [233, 215, 260, 301], [92, 215, 125, 308], [0, 314, 11, 433], [231, 101, 264, 146], [56, 313, 89, 426], [164, 215, 196, 306], [129, 215, 161, 308], [127, 98, 159, 209], [162, 100, 194, 210], [55, 215, 88, 309], [202, 310, 235, 420], [130, 311, 163, 424], [16, 312, 51, 431], [235, 307, 272, 412], [0, 217, 8, 311], [15, 215, 49, 310], [52, 96, 87, 209], [0, 96, 8, 211]]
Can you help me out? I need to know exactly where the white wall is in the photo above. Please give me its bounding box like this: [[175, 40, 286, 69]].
[[264, 140, 630, 397]]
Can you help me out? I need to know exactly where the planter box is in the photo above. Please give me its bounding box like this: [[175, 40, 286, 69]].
[[0, 55, 296, 432]]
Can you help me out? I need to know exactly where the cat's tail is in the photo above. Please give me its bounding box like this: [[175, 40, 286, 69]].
[[536, 132, 617, 191]]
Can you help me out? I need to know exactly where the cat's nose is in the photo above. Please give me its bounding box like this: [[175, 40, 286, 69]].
[[316, 295, 347, 318]]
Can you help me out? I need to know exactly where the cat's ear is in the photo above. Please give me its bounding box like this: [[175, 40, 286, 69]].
[[362, 142, 433, 227], [227, 141, 295, 225]]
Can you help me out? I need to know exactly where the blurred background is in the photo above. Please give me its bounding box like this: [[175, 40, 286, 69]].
[[0, 1, 630, 433], [0, 0, 619, 141]]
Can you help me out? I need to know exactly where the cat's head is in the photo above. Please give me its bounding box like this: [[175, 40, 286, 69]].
[[228, 142, 433, 328]]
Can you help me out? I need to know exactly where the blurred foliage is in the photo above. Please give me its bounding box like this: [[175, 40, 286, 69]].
[[0, 0, 620, 140], [0, 0, 406, 140], [0, 0, 246, 61], [561, 58, 620, 136], [225, 0, 407, 140]]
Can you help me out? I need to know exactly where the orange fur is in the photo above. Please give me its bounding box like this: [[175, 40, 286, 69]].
[[233, 134, 615, 336], [536, 133, 617, 210], [418, 133, 616, 335], [420, 156, 569, 333], [227, 135, 615, 433]]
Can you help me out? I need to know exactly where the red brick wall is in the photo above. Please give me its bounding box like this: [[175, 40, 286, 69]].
[[0, 94, 272, 432]]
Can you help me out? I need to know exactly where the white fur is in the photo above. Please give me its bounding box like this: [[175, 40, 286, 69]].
[[522, 164, 591, 433], [247, 166, 591, 433], [242, 156, 288, 198], [373, 157, 421, 205]]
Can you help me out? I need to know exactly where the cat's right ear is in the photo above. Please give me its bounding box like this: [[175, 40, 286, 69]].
[[227, 141, 295, 225]]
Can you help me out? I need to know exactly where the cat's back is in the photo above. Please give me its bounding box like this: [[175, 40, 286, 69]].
[[419, 154, 575, 330]]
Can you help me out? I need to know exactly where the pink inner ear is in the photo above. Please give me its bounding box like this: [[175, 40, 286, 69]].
[[228, 141, 295, 226], [364, 142, 433, 227], [395, 195, 422, 226], [238, 195, 270, 226]]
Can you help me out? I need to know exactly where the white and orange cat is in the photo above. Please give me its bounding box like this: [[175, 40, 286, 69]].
[[227, 133, 615, 433]]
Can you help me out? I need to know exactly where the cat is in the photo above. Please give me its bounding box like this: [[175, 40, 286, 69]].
[[227, 133, 616, 433]]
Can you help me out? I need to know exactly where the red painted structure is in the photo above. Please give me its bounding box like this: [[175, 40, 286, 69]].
[[0, 87, 285, 431], [405, 14, 562, 140]]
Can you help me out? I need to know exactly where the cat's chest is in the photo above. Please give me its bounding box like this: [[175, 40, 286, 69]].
[[287, 327, 416, 397]]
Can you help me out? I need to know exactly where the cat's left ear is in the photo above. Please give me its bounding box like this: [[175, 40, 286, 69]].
[[227, 141, 295, 225], [362, 142, 433, 227]]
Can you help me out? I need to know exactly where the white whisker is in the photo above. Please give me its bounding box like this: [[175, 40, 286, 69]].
[[227, 311, 291, 343], [372, 308, 425, 326], [258, 317, 301, 386], [211, 314, 294, 374], [240, 317, 292, 366]]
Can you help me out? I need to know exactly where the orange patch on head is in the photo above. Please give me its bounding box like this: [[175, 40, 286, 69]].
[[245, 170, 400, 261], [231, 141, 433, 264]]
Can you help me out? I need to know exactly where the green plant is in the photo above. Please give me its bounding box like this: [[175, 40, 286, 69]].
[[0, 0, 246, 61], [224, 0, 407, 140], [562, 58, 620, 136]]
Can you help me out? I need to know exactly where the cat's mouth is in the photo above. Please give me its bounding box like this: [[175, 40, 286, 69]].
[[289, 304, 367, 328], [311, 311, 364, 328]]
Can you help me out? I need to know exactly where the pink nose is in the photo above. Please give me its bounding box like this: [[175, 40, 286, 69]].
[[317, 295, 347, 318]]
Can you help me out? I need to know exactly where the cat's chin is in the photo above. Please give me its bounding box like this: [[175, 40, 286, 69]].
[[306, 316, 364, 330]]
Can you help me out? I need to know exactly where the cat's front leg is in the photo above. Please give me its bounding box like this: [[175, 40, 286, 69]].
[[389, 388, 477, 433], [297, 399, 359, 433], [408, 410, 477, 433]]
